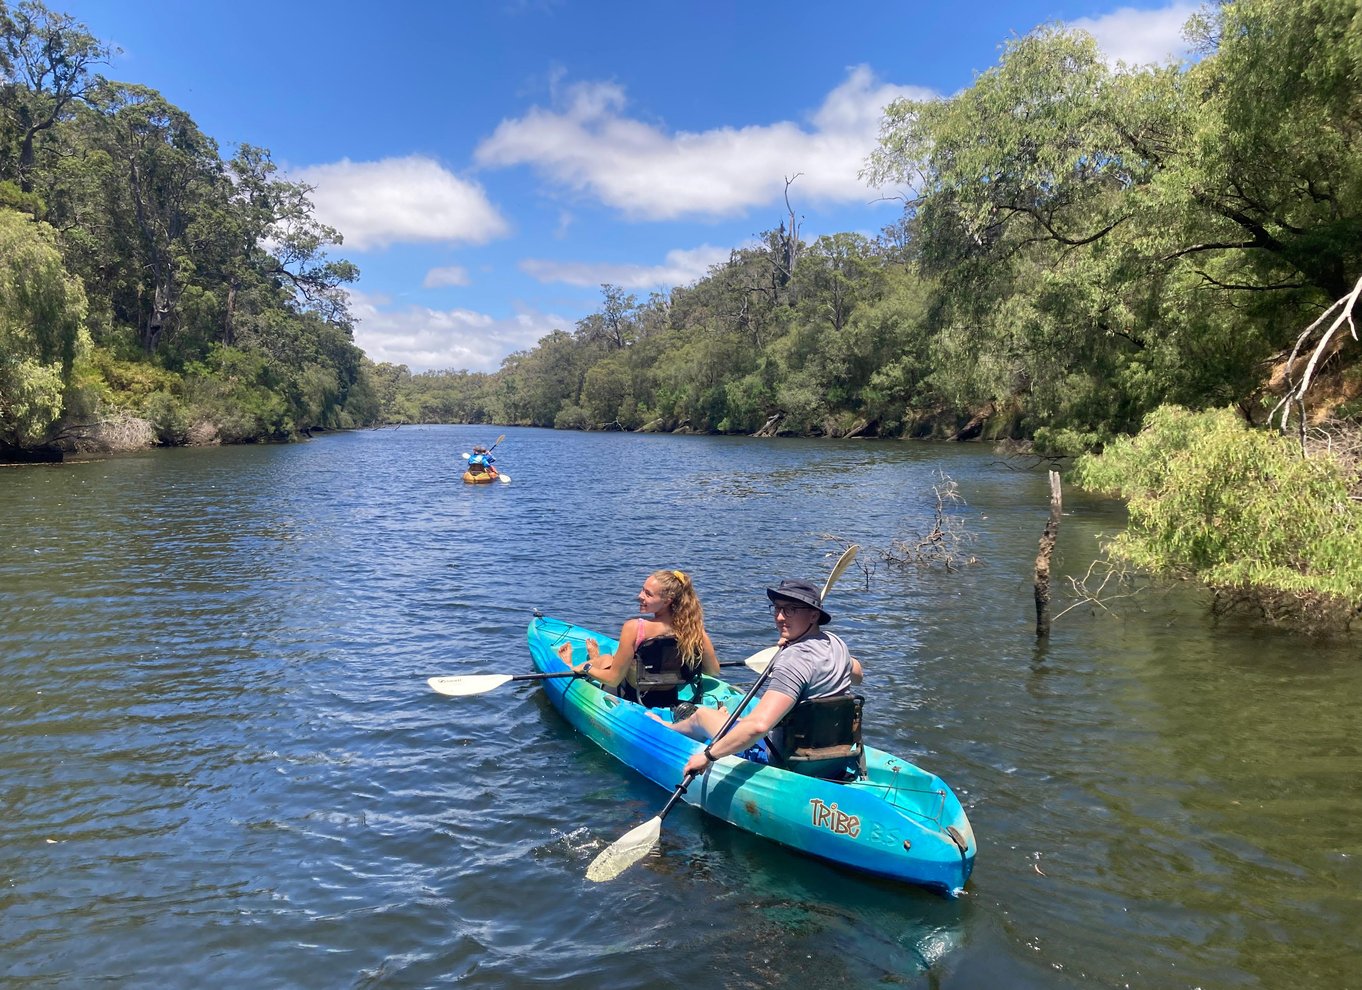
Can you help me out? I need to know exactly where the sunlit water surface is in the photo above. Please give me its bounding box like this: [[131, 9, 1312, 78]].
[[2, 426, 1359, 989]]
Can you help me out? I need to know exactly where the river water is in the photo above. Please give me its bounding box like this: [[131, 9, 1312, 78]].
[[2, 426, 1359, 989]]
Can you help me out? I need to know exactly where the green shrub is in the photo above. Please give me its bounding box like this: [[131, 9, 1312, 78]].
[[554, 404, 591, 430], [1073, 405, 1362, 616], [143, 390, 190, 444]]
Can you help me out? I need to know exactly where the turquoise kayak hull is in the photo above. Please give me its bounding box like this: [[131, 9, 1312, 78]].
[[528, 614, 976, 895]]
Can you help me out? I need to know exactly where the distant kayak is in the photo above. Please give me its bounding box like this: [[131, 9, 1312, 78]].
[[526, 613, 976, 895], [462, 466, 499, 484]]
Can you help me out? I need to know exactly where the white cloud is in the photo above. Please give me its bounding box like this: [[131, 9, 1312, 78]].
[[347, 289, 565, 373], [519, 244, 734, 289], [293, 156, 511, 251], [1069, 2, 1199, 67], [423, 265, 471, 288], [474, 67, 934, 221]]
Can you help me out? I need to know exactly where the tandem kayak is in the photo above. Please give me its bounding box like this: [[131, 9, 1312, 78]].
[[527, 613, 976, 895]]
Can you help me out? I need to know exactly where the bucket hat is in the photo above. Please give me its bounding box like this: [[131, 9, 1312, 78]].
[[766, 579, 831, 625]]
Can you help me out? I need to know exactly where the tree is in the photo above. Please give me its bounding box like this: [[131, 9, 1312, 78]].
[[92, 83, 224, 355], [225, 144, 357, 333], [0, 207, 88, 449], [862, 3, 1362, 440], [0, 0, 111, 195], [574, 283, 637, 349]]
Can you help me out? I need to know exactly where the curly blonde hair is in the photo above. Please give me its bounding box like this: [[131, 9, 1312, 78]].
[[650, 569, 706, 667]]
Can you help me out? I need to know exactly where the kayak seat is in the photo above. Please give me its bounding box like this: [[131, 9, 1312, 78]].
[[622, 636, 704, 709], [771, 693, 865, 781]]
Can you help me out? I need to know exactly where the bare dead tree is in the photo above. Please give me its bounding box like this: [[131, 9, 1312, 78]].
[[1270, 273, 1362, 452], [773, 173, 804, 290], [1034, 470, 1062, 638]]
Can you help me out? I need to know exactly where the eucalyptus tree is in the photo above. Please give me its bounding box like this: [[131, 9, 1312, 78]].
[[87, 83, 225, 357], [0, 0, 111, 196], [573, 283, 638, 350], [497, 329, 586, 426], [791, 232, 883, 336], [223, 144, 358, 345]]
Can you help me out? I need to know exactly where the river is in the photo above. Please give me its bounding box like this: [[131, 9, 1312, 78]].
[[2, 426, 1359, 989]]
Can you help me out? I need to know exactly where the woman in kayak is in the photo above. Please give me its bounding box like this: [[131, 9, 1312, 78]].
[[555, 569, 720, 708]]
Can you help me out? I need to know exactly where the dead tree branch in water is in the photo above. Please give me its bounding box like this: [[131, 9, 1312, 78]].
[[882, 471, 979, 572], [1052, 559, 1148, 620]]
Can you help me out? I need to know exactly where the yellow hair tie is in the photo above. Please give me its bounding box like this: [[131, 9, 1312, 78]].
[[671, 569, 687, 584]]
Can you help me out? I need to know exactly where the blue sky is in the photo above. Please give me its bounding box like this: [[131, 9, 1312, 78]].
[[60, 0, 1198, 373]]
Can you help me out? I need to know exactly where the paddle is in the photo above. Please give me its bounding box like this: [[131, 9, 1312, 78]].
[[585, 543, 860, 882], [488, 433, 506, 451], [428, 670, 582, 696], [426, 656, 766, 699]]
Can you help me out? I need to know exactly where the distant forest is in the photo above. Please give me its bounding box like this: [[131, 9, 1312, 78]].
[[377, 0, 1362, 455], [3, 0, 1360, 464]]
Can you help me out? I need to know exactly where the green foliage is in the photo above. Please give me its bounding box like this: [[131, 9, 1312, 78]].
[[862, 0, 1362, 438], [0, 179, 42, 214], [553, 403, 591, 430], [0, 6, 375, 451], [142, 389, 190, 444], [1030, 426, 1108, 458], [182, 345, 290, 442], [0, 208, 88, 447], [1074, 406, 1362, 606]]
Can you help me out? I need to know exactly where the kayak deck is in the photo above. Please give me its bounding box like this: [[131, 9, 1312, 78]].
[[527, 613, 975, 894]]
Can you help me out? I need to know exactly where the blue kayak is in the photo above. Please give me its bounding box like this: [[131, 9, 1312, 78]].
[[528, 614, 976, 895]]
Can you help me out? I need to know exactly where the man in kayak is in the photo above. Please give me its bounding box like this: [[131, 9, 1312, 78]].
[[667, 578, 864, 779], [467, 444, 496, 476]]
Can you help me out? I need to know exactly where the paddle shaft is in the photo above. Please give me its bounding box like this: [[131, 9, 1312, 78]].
[[507, 669, 579, 684], [661, 646, 783, 815]]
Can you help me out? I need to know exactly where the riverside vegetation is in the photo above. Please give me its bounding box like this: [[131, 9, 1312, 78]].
[[3, 0, 1360, 628]]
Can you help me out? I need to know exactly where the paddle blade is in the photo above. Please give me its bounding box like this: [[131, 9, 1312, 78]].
[[821, 544, 860, 600], [743, 645, 780, 674], [428, 674, 514, 696], [461, 452, 471, 459], [498, 473, 511, 484], [587, 816, 662, 882]]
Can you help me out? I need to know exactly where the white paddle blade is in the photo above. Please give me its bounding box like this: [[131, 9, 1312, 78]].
[[427, 674, 514, 696], [587, 816, 662, 882], [498, 473, 511, 484], [461, 452, 471, 459], [743, 645, 780, 674], [821, 544, 860, 600]]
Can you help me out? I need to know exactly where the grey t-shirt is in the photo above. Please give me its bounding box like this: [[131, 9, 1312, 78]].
[[763, 630, 853, 753]]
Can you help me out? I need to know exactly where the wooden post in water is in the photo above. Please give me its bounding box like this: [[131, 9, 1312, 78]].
[[1034, 470, 1063, 638]]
